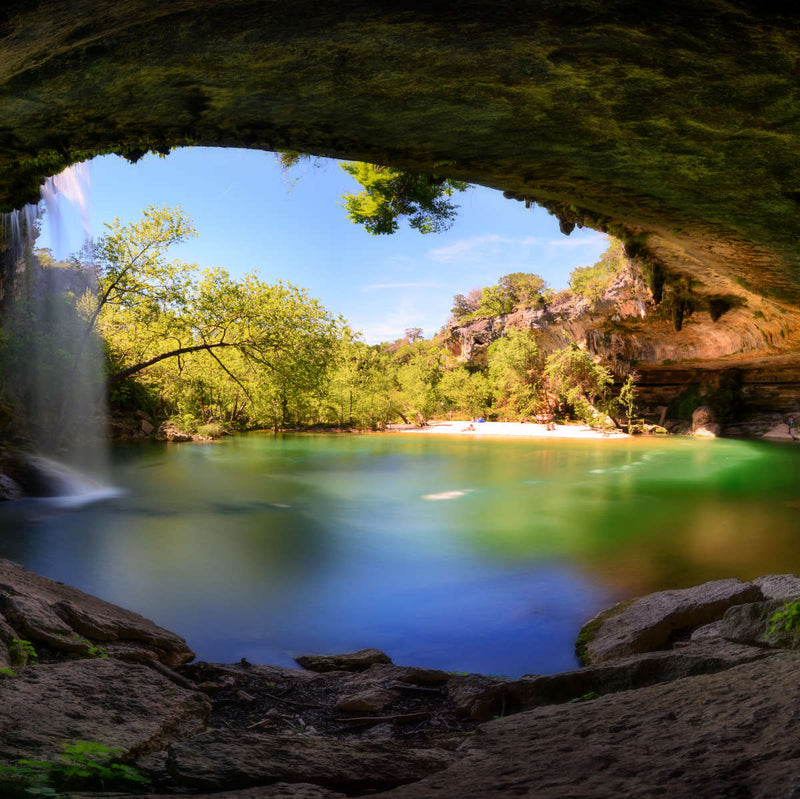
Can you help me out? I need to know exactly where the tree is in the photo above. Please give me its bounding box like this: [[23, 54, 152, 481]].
[[617, 372, 639, 432], [569, 237, 627, 304], [339, 162, 468, 235], [450, 287, 483, 323], [477, 284, 515, 317], [497, 272, 547, 308], [544, 344, 613, 424], [487, 328, 545, 417], [60, 206, 339, 432], [439, 366, 491, 419]]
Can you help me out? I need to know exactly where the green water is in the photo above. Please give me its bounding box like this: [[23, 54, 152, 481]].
[[1, 433, 799, 676]]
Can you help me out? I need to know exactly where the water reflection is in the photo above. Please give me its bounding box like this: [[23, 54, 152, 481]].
[[0, 434, 799, 676]]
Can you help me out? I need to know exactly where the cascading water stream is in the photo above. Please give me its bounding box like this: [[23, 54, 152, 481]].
[[0, 163, 119, 504]]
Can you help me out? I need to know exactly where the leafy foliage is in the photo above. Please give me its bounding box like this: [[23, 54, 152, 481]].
[[340, 162, 468, 235], [487, 329, 546, 417], [10, 638, 37, 666], [769, 602, 800, 635], [451, 273, 549, 323], [70, 207, 342, 432], [544, 344, 614, 424], [568, 238, 627, 303], [0, 740, 147, 798]]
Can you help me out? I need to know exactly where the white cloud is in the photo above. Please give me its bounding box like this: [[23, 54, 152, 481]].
[[428, 234, 544, 263], [544, 233, 609, 248]]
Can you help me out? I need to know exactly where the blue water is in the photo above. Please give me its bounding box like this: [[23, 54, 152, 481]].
[[1, 433, 799, 676]]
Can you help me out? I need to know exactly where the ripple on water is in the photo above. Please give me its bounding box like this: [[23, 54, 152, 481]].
[[423, 490, 470, 501]]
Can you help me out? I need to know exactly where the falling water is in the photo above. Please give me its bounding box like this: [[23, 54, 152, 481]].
[[0, 163, 116, 500]]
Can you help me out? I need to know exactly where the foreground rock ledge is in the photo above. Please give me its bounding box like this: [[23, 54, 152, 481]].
[[3, 562, 800, 797]]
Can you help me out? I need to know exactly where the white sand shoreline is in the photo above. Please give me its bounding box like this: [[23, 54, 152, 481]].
[[387, 420, 630, 440]]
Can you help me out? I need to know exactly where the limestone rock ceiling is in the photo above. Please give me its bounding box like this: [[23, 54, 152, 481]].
[[0, 1, 798, 303]]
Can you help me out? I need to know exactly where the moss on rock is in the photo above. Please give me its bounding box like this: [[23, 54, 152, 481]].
[[0, 1, 798, 311]]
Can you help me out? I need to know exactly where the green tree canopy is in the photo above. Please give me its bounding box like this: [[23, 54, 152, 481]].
[[544, 344, 613, 423], [568, 237, 627, 303], [340, 162, 469, 235]]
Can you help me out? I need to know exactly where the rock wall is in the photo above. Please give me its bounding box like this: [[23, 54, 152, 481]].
[[446, 260, 800, 422], [0, 2, 798, 309]]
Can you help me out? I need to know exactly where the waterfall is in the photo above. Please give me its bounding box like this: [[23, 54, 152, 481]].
[[0, 163, 116, 499]]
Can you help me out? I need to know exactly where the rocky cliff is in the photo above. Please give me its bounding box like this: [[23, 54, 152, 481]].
[[445, 258, 800, 426]]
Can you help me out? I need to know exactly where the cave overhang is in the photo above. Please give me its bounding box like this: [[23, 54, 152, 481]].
[[0, 1, 798, 305]]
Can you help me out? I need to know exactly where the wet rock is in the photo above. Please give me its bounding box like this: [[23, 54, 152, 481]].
[[140, 419, 155, 435], [691, 405, 721, 437], [0, 473, 23, 500], [754, 573, 800, 599], [365, 663, 450, 684], [577, 578, 762, 664], [0, 559, 194, 665], [295, 649, 392, 673], [335, 687, 398, 713], [692, 405, 715, 428], [157, 423, 193, 442], [379, 654, 800, 799], [161, 729, 453, 792], [0, 659, 209, 762], [720, 598, 800, 649]]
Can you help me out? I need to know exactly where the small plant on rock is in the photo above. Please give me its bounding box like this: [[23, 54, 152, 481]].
[[10, 639, 37, 666], [0, 740, 147, 798], [769, 601, 800, 635]]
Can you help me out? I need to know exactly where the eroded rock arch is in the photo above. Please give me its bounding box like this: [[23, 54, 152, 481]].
[[0, 1, 798, 311]]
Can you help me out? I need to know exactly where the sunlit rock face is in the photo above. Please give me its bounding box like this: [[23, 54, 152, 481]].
[[0, 0, 798, 310]]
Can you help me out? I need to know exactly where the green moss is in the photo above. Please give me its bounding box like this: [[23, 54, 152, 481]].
[[574, 599, 633, 666], [0, 2, 798, 302]]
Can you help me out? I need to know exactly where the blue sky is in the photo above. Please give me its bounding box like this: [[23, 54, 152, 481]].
[[39, 148, 608, 343]]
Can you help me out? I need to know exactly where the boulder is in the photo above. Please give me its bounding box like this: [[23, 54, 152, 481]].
[[447, 673, 509, 721], [295, 649, 392, 673], [158, 729, 453, 793], [0, 559, 194, 665], [0, 659, 209, 763], [0, 473, 23, 501], [577, 578, 763, 664], [378, 654, 800, 799], [762, 422, 795, 440], [720, 598, 800, 649], [753, 574, 800, 599], [691, 405, 715, 428], [689, 619, 724, 643], [691, 405, 721, 437], [447, 643, 770, 722], [157, 424, 193, 442], [2, 595, 93, 654]]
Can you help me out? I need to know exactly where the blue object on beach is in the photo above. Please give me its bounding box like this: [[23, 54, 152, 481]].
[[477, 418, 485, 423]]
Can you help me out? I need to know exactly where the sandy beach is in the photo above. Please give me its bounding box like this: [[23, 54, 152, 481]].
[[388, 420, 629, 440]]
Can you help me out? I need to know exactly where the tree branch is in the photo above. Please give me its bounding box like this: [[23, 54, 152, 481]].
[[106, 341, 238, 388]]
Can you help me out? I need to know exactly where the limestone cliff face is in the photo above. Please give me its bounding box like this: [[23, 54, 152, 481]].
[[446, 262, 800, 376]]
